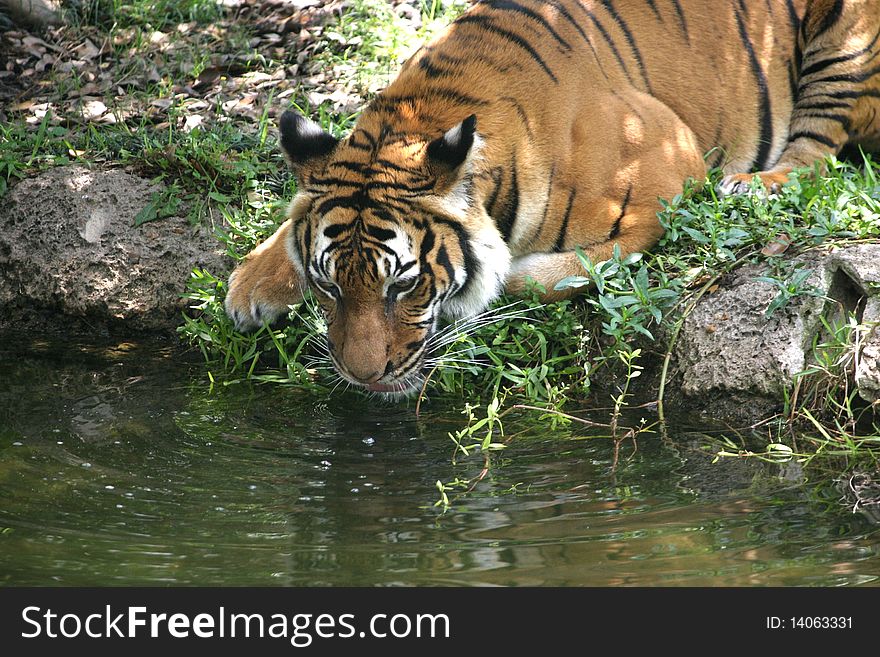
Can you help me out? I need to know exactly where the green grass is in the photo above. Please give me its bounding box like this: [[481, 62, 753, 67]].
[[68, 0, 225, 31], [312, 0, 469, 94]]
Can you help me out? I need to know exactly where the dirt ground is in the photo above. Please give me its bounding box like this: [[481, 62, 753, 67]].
[[0, 0, 426, 144]]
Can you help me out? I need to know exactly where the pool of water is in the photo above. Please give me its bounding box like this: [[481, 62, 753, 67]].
[[1, 336, 877, 586]]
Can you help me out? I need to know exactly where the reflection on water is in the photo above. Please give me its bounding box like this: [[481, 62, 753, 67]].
[[0, 336, 877, 586]]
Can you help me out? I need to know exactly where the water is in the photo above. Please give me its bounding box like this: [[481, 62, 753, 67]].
[[1, 336, 878, 586]]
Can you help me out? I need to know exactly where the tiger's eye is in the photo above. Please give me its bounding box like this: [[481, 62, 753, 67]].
[[388, 277, 418, 296], [314, 279, 340, 299]]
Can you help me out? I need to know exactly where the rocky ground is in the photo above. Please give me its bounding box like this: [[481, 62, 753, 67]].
[[669, 243, 880, 414]]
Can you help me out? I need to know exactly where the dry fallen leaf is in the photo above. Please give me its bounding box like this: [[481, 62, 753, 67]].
[[183, 114, 204, 132], [75, 38, 101, 61], [761, 233, 791, 257], [67, 82, 101, 98], [80, 99, 108, 121]]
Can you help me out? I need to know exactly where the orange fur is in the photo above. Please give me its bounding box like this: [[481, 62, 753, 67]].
[[225, 0, 880, 394]]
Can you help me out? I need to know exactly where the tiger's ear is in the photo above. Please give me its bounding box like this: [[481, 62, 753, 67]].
[[279, 110, 339, 175], [427, 114, 477, 172]]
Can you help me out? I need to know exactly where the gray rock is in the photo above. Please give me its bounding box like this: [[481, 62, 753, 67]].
[[672, 244, 880, 420], [858, 326, 880, 403], [1, 0, 62, 28], [0, 166, 230, 334]]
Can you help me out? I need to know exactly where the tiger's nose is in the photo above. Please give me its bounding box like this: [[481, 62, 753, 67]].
[[341, 346, 387, 384], [346, 365, 382, 384]]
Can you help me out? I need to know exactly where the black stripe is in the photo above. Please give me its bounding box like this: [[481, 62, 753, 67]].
[[785, 0, 800, 36], [301, 222, 312, 268], [570, 3, 638, 87], [364, 238, 401, 259], [311, 179, 434, 200], [369, 88, 489, 112], [800, 89, 880, 101], [434, 216, 478, 302], [379, 197, 419, 214], [801, 63, 880, 89], [323, 223, 348, 239], [374, 158, 429, 177], [795, 112, 852, 132], [669, 0, 690, 45], [553, 188, 576, 252], [497, 155, 519, 242], [546, 0, 607, 76], [346, 141, 372, 152], [789, 130, 839, 148], [485, 168, 504, 216], [599, 0, 652, 92], [433, 50, 470, 66], [392, 341, 425, 376], [366, 179, 438, 195], [308, 174, 361, 188], [312, 198, 431, 230], [787, 57, 799, 102], [455, 14, 559, 83], [609, 185, 632, 240], [429, 33, 527, 75], [797, 100, 854, 110], [813, 0, 844, 39], [800, 26, 880, 79], [645, 0, 662, 22], [316, 195, 363, 216], [435, 243, 456, 282], [397, 260, 418, 275], [348, 129, 377, 152], [329, 160, 368, 175], [419, 226, 436, 263], [500, 96, 534, 139], [417, 56, 455, 78], [365, 224, 396, 242], [483, 0, 572, 52], [734, 5, 774, 170]]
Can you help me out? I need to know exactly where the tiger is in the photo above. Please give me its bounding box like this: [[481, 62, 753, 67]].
[[224, 0, 880, 396]]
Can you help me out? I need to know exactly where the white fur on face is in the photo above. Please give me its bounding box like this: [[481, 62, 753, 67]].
[[309, 221, 337, 283], [379, 227, 417, 292], [418, 134, 512, 321], [441, 223, 511, 320], [285, 193, 313, 279]]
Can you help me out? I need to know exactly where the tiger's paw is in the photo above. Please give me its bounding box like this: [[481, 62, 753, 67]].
[[224, 247, 304, 332], [224, 269, 296, 331], [717, 170, 793, 197]]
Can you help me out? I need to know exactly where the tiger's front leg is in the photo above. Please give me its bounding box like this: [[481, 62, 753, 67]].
[[224, 218, 305, 330], [504, 202, 666, 302]]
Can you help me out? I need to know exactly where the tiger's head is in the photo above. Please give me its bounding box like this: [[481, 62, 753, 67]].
[[279, 110, 510, 396]]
